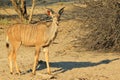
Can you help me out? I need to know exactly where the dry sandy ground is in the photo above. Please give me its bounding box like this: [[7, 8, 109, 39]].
[[0, 2, 120, 80]]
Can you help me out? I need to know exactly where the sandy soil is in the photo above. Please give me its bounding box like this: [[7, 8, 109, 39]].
[[0, 2, 120, 80]]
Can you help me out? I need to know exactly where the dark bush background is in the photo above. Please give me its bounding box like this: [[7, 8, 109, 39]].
[[74, 0, 120, 52]]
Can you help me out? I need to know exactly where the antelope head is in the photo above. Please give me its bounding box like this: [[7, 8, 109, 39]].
[[47, 7, 65, 25]]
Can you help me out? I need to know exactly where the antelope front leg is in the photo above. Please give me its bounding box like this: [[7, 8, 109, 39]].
[[32, 46, 40, 75], [44, 47, 51, 74]]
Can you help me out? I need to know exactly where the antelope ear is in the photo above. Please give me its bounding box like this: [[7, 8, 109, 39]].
[[46, 8, 54, 16], [58, 7, 65, 15], [47, 10, 51, 16]]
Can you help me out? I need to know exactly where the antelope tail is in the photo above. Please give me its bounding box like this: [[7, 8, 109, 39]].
[[6, 36, 9, 48]]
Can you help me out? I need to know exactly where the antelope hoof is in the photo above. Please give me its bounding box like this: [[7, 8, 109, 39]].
[[32, 73, 36, 75], [47, 70, 51, 75], [10, 72, 13, 75], [16, 70, 22, 75], [48, 72, 51, 75], [32, 72, 36, 75], [16, 72, 21, 75], [16, 73, 20, 75]]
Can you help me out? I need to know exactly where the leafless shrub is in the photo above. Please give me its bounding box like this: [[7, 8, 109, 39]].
[[74, 0, 120, 52]]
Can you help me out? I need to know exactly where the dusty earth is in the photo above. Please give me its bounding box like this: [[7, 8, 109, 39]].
[[0, 1, 120, 80]]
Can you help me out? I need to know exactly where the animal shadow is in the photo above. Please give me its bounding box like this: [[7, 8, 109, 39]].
[[27, 58, 119, 73]]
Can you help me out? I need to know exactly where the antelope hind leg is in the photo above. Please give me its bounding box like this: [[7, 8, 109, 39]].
[[8, 50, 13, 74]]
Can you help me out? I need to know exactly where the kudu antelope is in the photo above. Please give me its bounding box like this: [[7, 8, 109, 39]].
[[6, 7, 65, 75]]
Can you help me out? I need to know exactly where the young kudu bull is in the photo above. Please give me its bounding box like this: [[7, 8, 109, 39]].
[[6, 7, 65, 75]]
